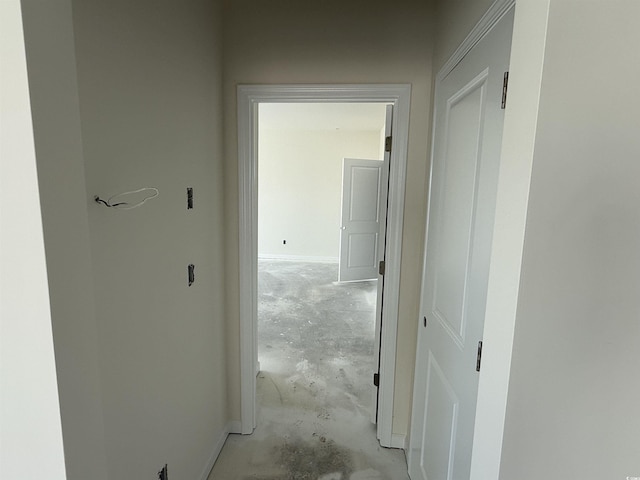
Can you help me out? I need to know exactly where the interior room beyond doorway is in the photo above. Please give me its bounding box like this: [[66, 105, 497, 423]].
[[257, 102, 388, 269], [258, 101, 386, 409]]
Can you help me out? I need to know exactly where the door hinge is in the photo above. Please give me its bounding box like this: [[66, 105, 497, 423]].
[[476, 341, 483, 372], [373, 373, 380, 387], [379, 260, 385, 276], [501, 71, 509, 109], [385, 135, 392, 152]]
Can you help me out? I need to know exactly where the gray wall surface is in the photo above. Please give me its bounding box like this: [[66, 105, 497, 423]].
[[21, 0, 110, 477], [500, 1, 640, 478], [71, 0, 228, 478], [222, 0, 435, 438], [22, 0, 229, 478]]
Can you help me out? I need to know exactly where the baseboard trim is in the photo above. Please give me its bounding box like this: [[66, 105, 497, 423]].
[[228, 420, 242, 435], [198, 422, 233, 480], [258, 254, 339, 264], [333, 278, 377, 285], [390, 434, 407, 450]]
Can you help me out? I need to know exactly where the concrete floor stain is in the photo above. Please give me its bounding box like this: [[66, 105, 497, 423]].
[[278, 438, 353, 480]]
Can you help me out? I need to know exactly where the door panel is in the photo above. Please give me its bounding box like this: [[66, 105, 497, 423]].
[[409, 9, 514, 480], [432, 79, 485, 344], [421, 352, 459, 480], [348, 233, 378, 267], [350, 166, 381, 221]]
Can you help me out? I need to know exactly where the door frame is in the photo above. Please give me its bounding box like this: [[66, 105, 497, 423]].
[[237, 84, 411, 447]]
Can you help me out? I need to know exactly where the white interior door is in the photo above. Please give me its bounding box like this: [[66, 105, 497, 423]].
[[408, 9, 513, 480], [338, 158, 384, 282]]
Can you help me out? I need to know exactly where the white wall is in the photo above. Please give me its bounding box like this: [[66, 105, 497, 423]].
[[258, 127, 381, 260], [20, 0, 229, 478], [20, 0, 109, 477], [433, 0, 496, 71], [69, 0, 228, 478], [223, 0, 435, 437], [0, 1, 66, 478], [499, 1, 640, 478]]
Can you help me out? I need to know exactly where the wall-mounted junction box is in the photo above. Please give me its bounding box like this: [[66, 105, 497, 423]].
[[188, 264, 195, 286], [187, 187, 193, 209]]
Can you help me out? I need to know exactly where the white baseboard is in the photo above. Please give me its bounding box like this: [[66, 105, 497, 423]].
[[228, 420, 242, 435], [198, 422, 233, 480], [390, 433, 407, 450], [333, 278, 377, 285], [258, 254, 338, 264]]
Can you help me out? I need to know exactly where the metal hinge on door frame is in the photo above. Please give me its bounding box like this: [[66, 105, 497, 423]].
[[501, 71, 509, 109], [385, 136, 392, 152], [476, 341, 483, 372], [373, 372, 380, 387], [379, 260, 385, 276]]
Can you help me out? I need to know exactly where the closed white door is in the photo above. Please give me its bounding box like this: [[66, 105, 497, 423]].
[[408, 9, 514, 480], [338, 158, 384, 282]]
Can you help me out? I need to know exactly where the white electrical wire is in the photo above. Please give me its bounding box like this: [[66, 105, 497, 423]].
[[94, 187, 159, 210]]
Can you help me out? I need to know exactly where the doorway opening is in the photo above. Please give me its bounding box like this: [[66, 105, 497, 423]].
[[237, 85, 411, 449], [257, 102, 387, 441]]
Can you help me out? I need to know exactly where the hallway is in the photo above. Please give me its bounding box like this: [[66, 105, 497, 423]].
[[208, 261, 409, 479]]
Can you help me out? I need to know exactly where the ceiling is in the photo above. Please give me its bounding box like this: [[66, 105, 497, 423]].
[[259, 102, 388, 132]]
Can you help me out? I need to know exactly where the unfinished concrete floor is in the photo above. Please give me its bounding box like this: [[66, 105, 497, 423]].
[[208, 260, 409, 480]]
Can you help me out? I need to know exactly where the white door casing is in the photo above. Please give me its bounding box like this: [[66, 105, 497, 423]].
[[339, 158, 384, 283], [408, 6, 514, 480], [237, 85, 410, 448]]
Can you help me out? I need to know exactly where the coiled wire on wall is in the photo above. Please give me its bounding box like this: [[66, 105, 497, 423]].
[[94, 187, 159, 210]]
